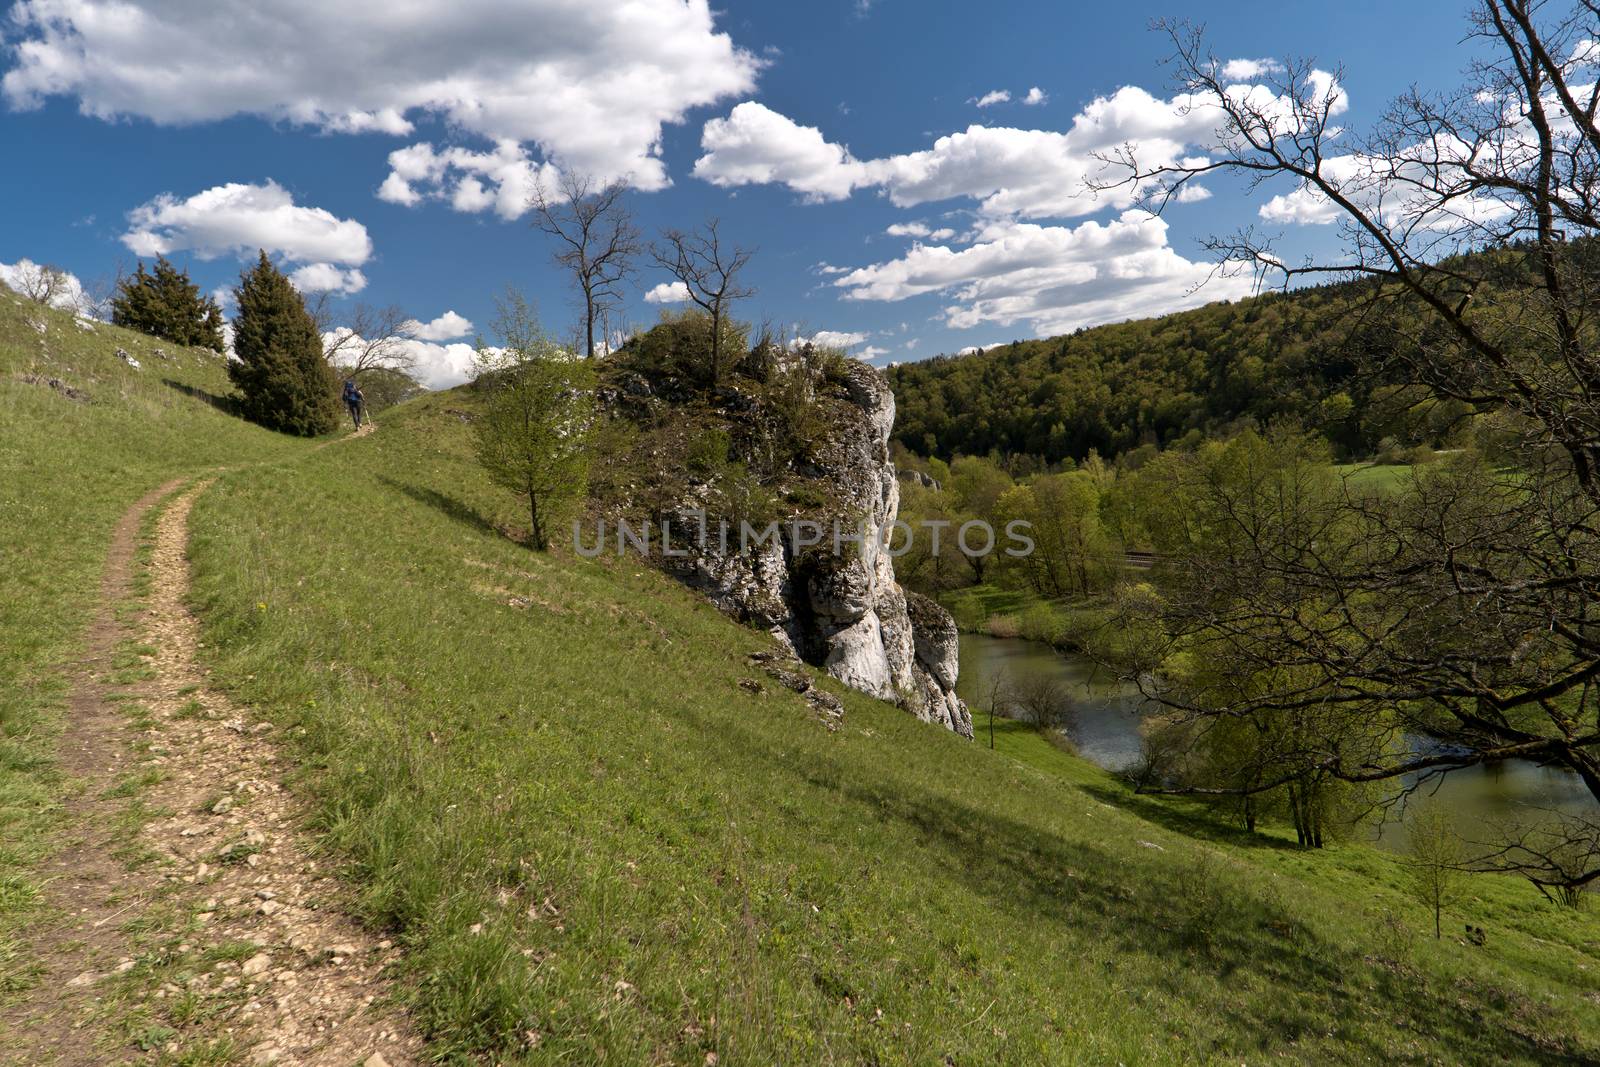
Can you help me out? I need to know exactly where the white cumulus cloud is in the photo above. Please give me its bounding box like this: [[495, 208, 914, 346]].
[[321, 329, 479, 390], [123, 181, 372, 268], [5, 0, 762, 194], [885, 221, 957, 241], [405, 310, 475, 342], [802, 330, 870, 348], [1022, 87, 1048, 106], [644, 281, 691, 304], [972, 90, 1011, 108], [834, 212, 1254, 336], [693, 103, 864, 201], [1220, 58, 1284, 82], [378, 142, 560, 221], [288, 263, 367, 295], [400, 340, 480, 390], [695, 74, 1344, 221]]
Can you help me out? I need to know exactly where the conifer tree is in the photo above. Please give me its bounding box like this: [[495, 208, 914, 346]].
[[111, 256, 226, 351], [229, 251, 339, 436]]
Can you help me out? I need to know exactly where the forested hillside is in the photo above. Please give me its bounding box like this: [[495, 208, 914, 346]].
[[886, 281, 1469, 466]]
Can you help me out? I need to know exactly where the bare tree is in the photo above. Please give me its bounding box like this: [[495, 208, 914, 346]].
[[1103, 3, 1600, 889], [315, 302, 418, 380], [976, 665, 1013, 750], [5, 260, 72, 307], [651, 219, 756, 387], [1012, 674, 1075, 735], [533, 173, 641, 359], [1403, 806, 1467, 939]]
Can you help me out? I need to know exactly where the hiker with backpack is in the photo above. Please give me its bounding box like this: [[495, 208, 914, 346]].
[[342, 378, 365, 429]]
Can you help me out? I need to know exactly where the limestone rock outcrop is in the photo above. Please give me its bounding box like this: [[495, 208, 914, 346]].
[[642, 361, 973, 738]]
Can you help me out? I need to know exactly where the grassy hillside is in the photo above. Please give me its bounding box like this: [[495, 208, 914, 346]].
[[0, 294, 310, 992], [177, 386, 1600, 1064]]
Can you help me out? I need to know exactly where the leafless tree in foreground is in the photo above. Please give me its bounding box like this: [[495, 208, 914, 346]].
[[651, 219, 756, 387], [533, 172, 641, 359], [1102, 1, 1600, 891]]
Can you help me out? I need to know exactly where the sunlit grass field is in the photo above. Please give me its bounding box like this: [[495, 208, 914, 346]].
[[179, 388, 1600, 1065], [1334, 461, 1416, 489], [0, 294, 308, 995], [2, 287, 1595, 1062]]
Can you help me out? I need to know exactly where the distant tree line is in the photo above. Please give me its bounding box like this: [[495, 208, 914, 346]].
[[885, 279, 1480, 468]]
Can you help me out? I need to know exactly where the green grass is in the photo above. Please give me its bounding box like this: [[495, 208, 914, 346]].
[[1334, 461, 1415, 489], [940, 583, 1108, 649], [175, 387, 1600, 1065], [0, 292, 308, 994], [4, 292, 1595, 1062]]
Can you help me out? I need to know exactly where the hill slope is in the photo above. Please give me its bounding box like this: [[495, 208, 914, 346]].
[[3, 292, 1596, 1064], [885, 282, 1437, 465], [181, 386, 1600, 1064], [0, 295, 313, 1001]]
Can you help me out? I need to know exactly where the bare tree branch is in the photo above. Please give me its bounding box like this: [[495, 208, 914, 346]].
[[532, 172, 641, 359], [317, 303, 419, 379], [650, 218, 756, 387]]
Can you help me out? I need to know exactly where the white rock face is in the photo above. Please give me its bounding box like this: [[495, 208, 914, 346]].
[[647, 361, 973, 739]]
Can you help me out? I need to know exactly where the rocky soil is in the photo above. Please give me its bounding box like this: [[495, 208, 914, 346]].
[[0, 477, 417, 1065]]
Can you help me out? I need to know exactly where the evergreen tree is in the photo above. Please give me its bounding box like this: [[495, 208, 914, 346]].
[[229, 251, 339, 436], [110, 256, 226, 351]]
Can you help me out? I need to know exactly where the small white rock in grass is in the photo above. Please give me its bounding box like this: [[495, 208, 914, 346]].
[[242, 952, 272, 977], [115, 347, 141, 370], [74, 316, 96, 332]]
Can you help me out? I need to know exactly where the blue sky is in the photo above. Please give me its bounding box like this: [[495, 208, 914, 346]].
[[1, 0, 1481, 386]]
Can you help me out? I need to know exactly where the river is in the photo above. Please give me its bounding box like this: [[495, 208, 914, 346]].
[[956, 632, 1595, 847]]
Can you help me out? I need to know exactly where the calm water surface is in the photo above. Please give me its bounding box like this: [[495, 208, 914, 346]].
[[956, 632, 1594, 847]]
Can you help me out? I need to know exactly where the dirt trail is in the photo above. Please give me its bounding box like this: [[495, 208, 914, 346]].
[[1, 479, 421, 1066]]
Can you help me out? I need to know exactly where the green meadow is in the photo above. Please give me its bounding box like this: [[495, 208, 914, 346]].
[[3, 294, 1597, 1064]]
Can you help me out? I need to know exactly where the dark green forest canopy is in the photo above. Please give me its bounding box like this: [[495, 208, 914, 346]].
[[887, 279, 1428, 466]]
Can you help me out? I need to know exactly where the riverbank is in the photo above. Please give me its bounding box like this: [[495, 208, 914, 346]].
[[940, 582, 1111, 651], [956, 626, 1596, 861]]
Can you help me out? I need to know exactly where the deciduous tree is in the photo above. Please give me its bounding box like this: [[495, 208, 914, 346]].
[[533, 173, 641, 359], [1107, 1, 1600, 890], [1403, 806, 1466, 939], [472, 292, 594, 550], [651, 220, 755, 387]]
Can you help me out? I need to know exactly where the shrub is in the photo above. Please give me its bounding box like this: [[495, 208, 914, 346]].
[[627, 309, 748, 385], [687, 428, 732, 476]]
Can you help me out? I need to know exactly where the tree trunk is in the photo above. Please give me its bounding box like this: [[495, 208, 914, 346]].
[[527, 478, 545, 551], [709, 307, 722, 387], [1288, 783, 1308, 848]]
